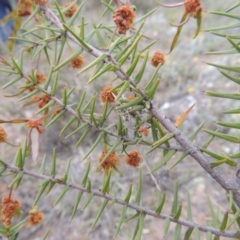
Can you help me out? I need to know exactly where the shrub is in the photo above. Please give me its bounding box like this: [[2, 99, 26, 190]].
[[0, 0, 240, 239]]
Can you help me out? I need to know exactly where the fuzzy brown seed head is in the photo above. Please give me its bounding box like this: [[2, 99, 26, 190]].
[[125, 150, 141, 167], [28, 207, 44, 226], [54, 108, 62, 115], [41, 94, 51, 103], [18, 9, 32, 16], [138, 127, 149, 137], [18, 0, 32, 16], [100, 86, 117, 103], [0, 126, 7, 143], [184, 0, 202, 18], [36, 72, 46, 84], [37, 101, 45, 109], [1, 196, 21, 226], [113, 5, 136, 34], [26, 119, 43, 134], [64, 3, 78, 18], [34, 0, 48, 4], [99, 151, 120, 171], [37, 94, 51, 108], [70, 55, 85, 69], [151, 51, 165, 67]]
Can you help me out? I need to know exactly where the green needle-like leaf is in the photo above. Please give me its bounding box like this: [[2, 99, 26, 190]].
[[74, 125, 92, 148], [90, 199, 108, 231], [9, 172, 24, 189], [208, 196, 219, 228], [70, 191, 84, 222], [32, 179, 50, 206], [114, 206, 128, 239], [53, 186, 69, 206], [82, 132, 105, 161], [173, 224, 182, 240], [134, 49, 149, 84], [62, 23, 91, 51], [169, 12, 188, 54], [147, 133, 174, 154], [51, 148, 57, 177], [82, 193, 94, 211], [194, 227, 200, 240], [81, 161, 91, 186], [155, 191, 166, 214], [203, 129, 240, 143], [135, 168, 142, 205], [220, 211, 229, 232], [102, 168, 112, 194], [151, 150, 176, 173], [184, 228, 194, 240], [77, 53, 107, 75], [193, 10, 202, 39], [164, 219, 171, 237], [171, 181, 179, 215], [173, 203, 182, 220]]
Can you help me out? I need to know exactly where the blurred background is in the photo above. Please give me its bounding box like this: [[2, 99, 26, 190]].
[[0, 0, 239, 239]]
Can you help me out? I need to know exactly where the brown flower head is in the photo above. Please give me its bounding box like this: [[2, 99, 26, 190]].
[[99, 151, 120, 171], [138, 127, 149, 137], [18, 0, 32, 16], [0, 126, 7, 143], [34, 0, 48, 4], [151, 51, 165, 67], [64, 3, 78, 18], [100, 86, 118, 103], [54, 107, 63, 115], [18, 9, 32, 17], [1, 196, 21, 226], [26, 119, 43, 134], [113, 5, 136, 34], [36, 72, 46, 84], [70, 55, 85, 69], [28, 207, 44, 226], [38, 94, 51, 109], [184, 0, 202, 18], [125, 150, 141, 167]]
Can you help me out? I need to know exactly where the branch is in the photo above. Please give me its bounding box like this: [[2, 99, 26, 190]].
[[1, 162, 238, 239], [37, 3, 240, 206]]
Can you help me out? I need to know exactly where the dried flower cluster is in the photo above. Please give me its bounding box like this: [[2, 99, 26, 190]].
[[70, 55, 85, 69], [151, 51, 165, 67], [36, 72, 47, 84], [0, 125, 7, 143], [99, 151, 120, 171], [125, 150, 141, 167], [28, 207, 44, 226], [37, 94, 51, 109], [64, 3, 78, 18], [27, 72, 46, 92], [184, 0, 202, 18], [100, 86, 118, 103], [113, 5, 136, 34], [1, 196, 21, 227], [18, 0, 32, 17], [26, 119, 43, 134], [138, 127, 149, 137]]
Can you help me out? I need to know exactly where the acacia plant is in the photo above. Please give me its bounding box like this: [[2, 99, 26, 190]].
[[1, 0, 240, 239]]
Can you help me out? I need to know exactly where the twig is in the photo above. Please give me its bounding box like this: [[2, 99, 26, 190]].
[[37, 3, 240, 207], [0, 162, 237, 239]]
